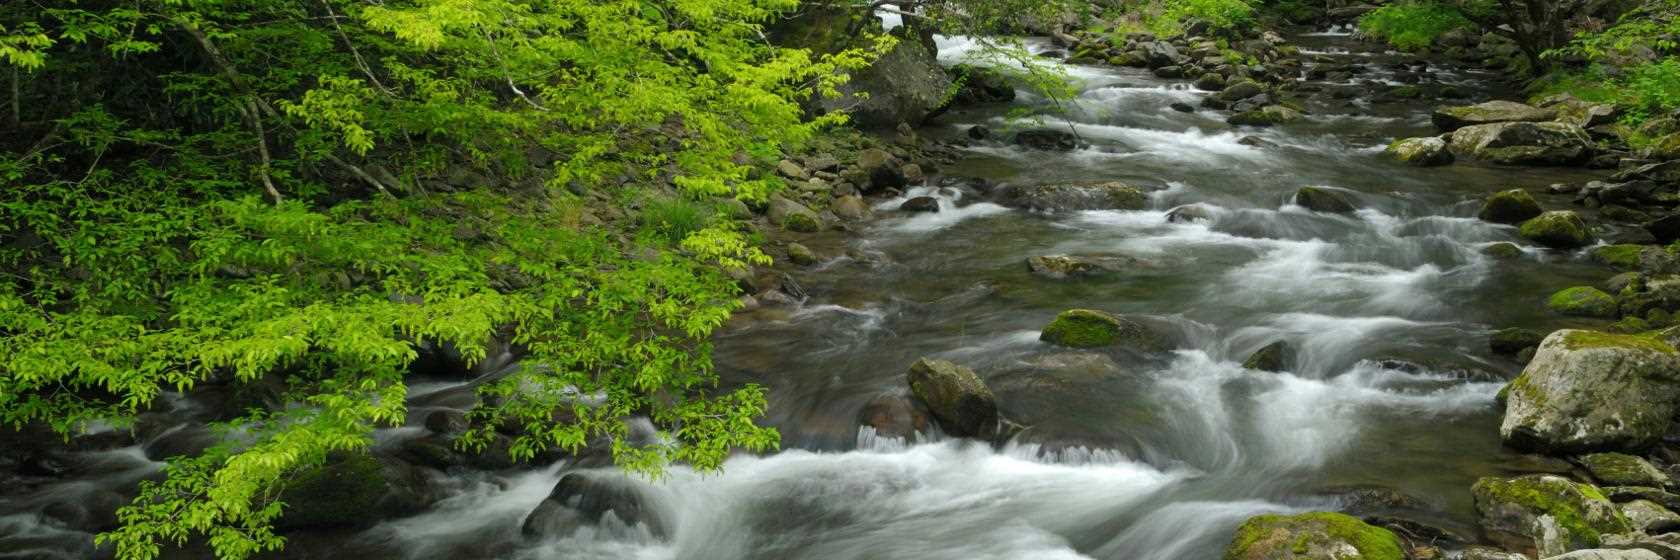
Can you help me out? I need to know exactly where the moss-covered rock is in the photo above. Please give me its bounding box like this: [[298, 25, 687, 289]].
[[786, 243, 818, 266], [1223, 512, 1405, 560], [1039, 309, 1162, 351], [1592, 245, 1649, 271], [907, 358, 998, 438], [1294, 187, 1358, 214], [1549, 287, 1621, 318], [1482, 242, 1525, 259], [1472, 474, 1631, 557], [1620, 499, 1680, 534], [1519, 211, 1595, 249], [277, 453, 433, 530], [1491, 327, 1545, 355], [1501, 330, 1680, 453], [1025, 255, 1147, 279], [1478, 189, 1544, 224], [1386, 136, 1455, 166], [1432, 100, 1557, 132], [1576, 453, 1671, 488], [768, 195, 821, 233]]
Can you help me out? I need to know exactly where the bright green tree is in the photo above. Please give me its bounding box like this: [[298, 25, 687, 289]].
[[0, 1, 875, 558]]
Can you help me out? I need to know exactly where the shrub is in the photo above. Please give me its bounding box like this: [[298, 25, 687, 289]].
[[1358, 2, 1475, 50]]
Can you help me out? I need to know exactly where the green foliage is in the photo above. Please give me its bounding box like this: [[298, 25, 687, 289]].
[[1359, 2, 1475, 50], [1535, 60, 1680, 125], [1156, 0, 1256, 35], [0, 1, 877, 558]]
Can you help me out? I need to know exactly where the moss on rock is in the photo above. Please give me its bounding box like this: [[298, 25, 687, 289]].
[[1478, 189, 1543, 224], [1224, 512, 1405, 560], [1519, 211, 1594, 249], [1471, 474, 1631, 556], [1558, 330, 1677, 355], [1592, 244, 1648, 271], [1482, 242, 1524, 259], [1577, 452, 1671, 487], [1548, 286, 1620, 318], [1039, 309, 1161, 351]]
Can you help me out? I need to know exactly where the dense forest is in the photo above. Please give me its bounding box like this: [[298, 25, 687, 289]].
[[2, 0, 1680, 559]]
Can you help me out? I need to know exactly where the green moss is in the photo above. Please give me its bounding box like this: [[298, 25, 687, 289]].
[[278, 452, 388, 529], [1611, 316, 1652, 334], [1040, 309, 1124, 348], [1225, 512, 1405, 560], [782, 211, 820, 233], [1519, 211, 1594, 249], [1547, 286, 1619, 318], [1481, 242, 1524, 259], [1472, 475, 1631, 548], [1592, 244, 1647, 271], [1560, 330, 1678, 355], [1577, 452, 1669, 487]]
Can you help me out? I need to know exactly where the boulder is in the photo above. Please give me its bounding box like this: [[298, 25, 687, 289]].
[[1546, 550, 1664, 560], [776, 159, 809, 180], [900, 196, 940, 213], [1483, 242, 1526, 259], [1646, 214, 1680, 245], [1166, 204, 1215, 223], [1039, 309, 1163, 351], [1613, 161, 1680, 185], [1194, 72, 1226, 91], [768, 195, 822, 232], [277, 453, 437, 530], [1141, 41, 1185, 68], [1548, 287, 1620, 318], [1295, 187, 1358, 214], [1026, 255, 1145, 279], [1243, 340, 1293, 371], [1501, 330, 1680, 453], [1433, 100, 1557, 132], [1014, 129, 1080, 151], [1591, 245, 1651, 272], [1449, 122, 1593, 165], [1387, 136, 1455, 166], [857, 394, 931, 439], [1479, 189, 1545, 224], [1491, 327, 1546, 355], [1577, 453, 1671, 488], [773, 11, 952, 128], [995, 182, 1148, 212], [832, 195, 872, 221], [522, 473, 664, 538], [786, 243, 818, 266], [1620, 500, 1680, 534], [1519, 211, 1594, 249], [1472, 474, 1632, 557], [856, 148, 907, 193], [1228, 105, 1303, 127], [906, 358, 999, 438], [1216, 80, 1267, 104], [946, 64, 1016, 105], [1223, 512, 1405, 560]]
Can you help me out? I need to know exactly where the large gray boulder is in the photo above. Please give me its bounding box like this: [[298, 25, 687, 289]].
[[1501, 330, 1680, 453], [907, 358, 999, 438], [770, 9, 950, 128], [1387, 136, 1455, 166], [994, 182, 1148, 212], [522, 473, 664, 539], [1449, 122, 1593, 165], [1433, 100, 1558, 131], [1473, 474, 1632, 557]]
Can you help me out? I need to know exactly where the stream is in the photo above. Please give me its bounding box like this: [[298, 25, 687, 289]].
[[0, 26, 1630, 560]]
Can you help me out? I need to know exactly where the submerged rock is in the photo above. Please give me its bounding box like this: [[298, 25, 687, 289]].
[[1432, 100, 1557, 132], [1491, 327, 1546, 355], [1449, 122, 1593, 166], [1387, 136, 1455, 166], [857, 393, 930, 440], [1519, 211, 1594, 249], [1224, 512, 1405, 560], [907, 358, 999, 438], [1548, 287, 1620, 318], [277, 453, 437, 530], [1483, 242, 1525, 259], [1294, 186, 1358, 214], [1501, 330, 1680, 453], [1026, 255, 1146, 279], [1479, 189, 1544, 224], [1472, 474, 1631, 557], [995, 182, 1148, 212], [1039, 309, 1162, 351], [899, 196, 940, 213]]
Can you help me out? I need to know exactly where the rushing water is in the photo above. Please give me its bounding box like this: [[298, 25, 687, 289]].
[[0, 29, 1634, 560]]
